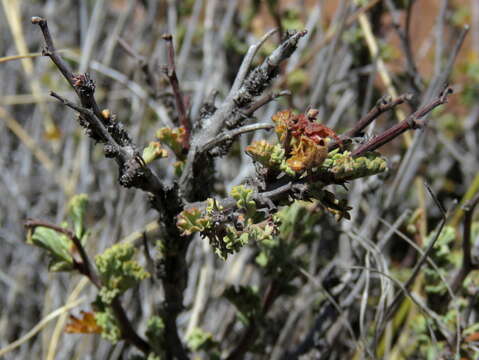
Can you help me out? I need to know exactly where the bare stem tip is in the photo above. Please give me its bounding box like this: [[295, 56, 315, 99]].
[[31, 16, 45, 24]]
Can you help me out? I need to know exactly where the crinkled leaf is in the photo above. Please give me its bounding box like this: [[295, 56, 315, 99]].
[[142, 141, 168, 164], [245, 140, 293, 175], [156, 127, 187, 159], [95, 243, 150, 303], [177, 208, 210, 236], [319, 151, 387, 182], [65, 311, 102, 334], [230, 185, 256, 216], [271, 109, 294, 142], [287, 135, 327, 172]]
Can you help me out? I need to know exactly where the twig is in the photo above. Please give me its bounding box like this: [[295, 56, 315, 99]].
[[31, 17, 76, 89], [185, 179, 297, 215], [31, 17, 102, 118], [244, 90, 291, 116], [49, 91, 113, 144], [328, 93, 413, 151], [351, 86, 452, 157], [200, 123, 273, 153], [213, 29, 307, 134], [450, 192, 479, 293], [162, 34, 191, 148]]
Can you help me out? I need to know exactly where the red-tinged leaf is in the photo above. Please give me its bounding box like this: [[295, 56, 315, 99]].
[[465, 332, 479, 343], [287, 136, 328, 172], [65, 311, 102, 334]]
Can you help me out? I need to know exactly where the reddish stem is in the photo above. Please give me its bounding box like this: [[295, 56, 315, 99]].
[[162, 34, 191, 149], [351, 87, 452, 157]]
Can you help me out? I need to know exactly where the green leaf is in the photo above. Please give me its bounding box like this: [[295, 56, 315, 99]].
[[176, 208, 210, 236], [67, 194, 89, 240], [26, 226, 74, 272], [142, 141, 168, 164], [230, 185, 256, 217]]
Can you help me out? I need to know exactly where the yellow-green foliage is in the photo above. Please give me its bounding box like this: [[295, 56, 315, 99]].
[[230, 185, 256, 217], [319, 150, 387, 182], [187, 327, 218, 352], [156, 127, 187, 159], [177, 207, 210, 236], [245, 140, 294, 175], [94, 307, 121, 343], [95, 243, 150, 304], [146, 316, 166, 355], [142, 141, 168, 164]]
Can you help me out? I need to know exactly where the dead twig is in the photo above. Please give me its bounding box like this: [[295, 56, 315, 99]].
[[200, 123, 273, 153], [244, 90, 291, 116]]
